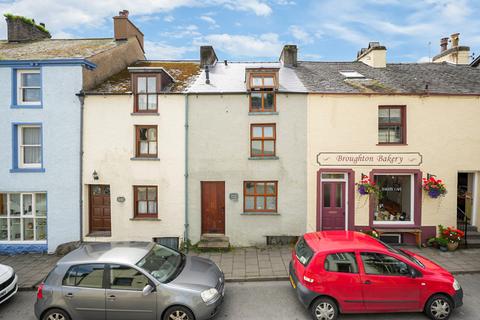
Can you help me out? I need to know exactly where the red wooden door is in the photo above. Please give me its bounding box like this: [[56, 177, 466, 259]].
[[89, 185, 111, 232], [201, 182, 225, 234], [321, 182, 346, 230]]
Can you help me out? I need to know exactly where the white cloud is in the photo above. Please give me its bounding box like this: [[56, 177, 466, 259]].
[[301, 53, 322, 60], [144, 40, 196, 60], [289, 25, 312, 44], [200, 15, 219, 28], [164, 15, 175, 22], [0, 0, 272, 40], [197, 33, 282, 57], [323, 24, 370, 46], [417, 56, 432, 63], [160, 24, 201, 39]]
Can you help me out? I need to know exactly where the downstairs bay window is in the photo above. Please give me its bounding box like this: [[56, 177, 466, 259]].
[[373, 174, 413, 224], [0, 192, 47, 242]]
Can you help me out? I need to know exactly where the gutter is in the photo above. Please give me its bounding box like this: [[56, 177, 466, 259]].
[[184, 93, 189, 252], [77, 91, 85, 244]]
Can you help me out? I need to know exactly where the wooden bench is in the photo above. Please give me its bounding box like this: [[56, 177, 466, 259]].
[[375, 228, 422, 248]]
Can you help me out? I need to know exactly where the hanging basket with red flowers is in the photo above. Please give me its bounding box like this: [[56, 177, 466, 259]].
[[422, 176, 447, 198], [356, 177, 380, 196]]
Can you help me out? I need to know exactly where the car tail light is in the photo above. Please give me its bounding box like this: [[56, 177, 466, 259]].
[[303, 275, 314, 283], [37, 283, 44, 300]]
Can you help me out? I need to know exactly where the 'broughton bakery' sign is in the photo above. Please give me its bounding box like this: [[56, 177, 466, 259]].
[[317, 152, 423, 166]]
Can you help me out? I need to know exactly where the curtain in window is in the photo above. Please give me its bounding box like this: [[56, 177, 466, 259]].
[[23, 127, 41, 164]]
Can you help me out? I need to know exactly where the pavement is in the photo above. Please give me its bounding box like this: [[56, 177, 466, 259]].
[[2, 274, 480, 320], [1, 246, 480, 290]]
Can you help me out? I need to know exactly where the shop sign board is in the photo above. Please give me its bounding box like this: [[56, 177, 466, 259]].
[[317, 152, 423, 166]]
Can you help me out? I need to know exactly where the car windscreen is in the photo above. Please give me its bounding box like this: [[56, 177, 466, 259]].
[[376, 239, 425, 268], [136, 244, 184, 283], [295, 237, 314, 266]]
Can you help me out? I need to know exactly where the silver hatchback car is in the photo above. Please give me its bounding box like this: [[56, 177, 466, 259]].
[[34, 242, 224, 320]]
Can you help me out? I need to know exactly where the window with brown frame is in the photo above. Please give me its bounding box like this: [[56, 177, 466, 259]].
[[133, 186, 157, 218], [244, 181, 278, 212], [250, 124, 276, 157], [249, 74, 276, 112], [378, 106, 406, 144], [133, 74, 160, 113], [135, 125, 157, 158]]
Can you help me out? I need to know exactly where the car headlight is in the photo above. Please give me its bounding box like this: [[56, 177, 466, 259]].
[[201, 288, 219, 303], [453, 278, 461, 291]]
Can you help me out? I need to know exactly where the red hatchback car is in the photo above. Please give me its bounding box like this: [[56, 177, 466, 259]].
[[289, 231, 463, 320]]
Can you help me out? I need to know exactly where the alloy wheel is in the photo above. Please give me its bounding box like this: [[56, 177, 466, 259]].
[[169, 310, 189, 320], [430, 298, 451, 319], [47, 314, 65, 320], [314, 302, 335, 320]]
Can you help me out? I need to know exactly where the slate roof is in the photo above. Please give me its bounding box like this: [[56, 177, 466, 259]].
[[89, 60, 201, 94], [188, 62, 307, 93], [0, 38, 125, 60], [295, 61, 480, 94]]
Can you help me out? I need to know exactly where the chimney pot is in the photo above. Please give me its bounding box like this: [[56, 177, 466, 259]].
[[280, 44, 298, 67], [119, 10, 129, 17], [440, 37, 448, 52], [450, 33, 460, 48]]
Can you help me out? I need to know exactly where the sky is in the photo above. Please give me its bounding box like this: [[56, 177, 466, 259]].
[[0, 0, 479, 63]]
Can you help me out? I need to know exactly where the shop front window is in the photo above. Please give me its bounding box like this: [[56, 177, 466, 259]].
[[0, 192, 47, 241], [373, 175, 413, 223]]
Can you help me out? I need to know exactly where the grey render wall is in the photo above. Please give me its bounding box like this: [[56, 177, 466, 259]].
[[187, 93, 308, 246], [0, 65, 83, 253]]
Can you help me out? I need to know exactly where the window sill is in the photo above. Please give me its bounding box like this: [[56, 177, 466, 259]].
[[248, 112, 279, 116], [376, 143, 408, 146], [129, 218, 162, 221], [130, 112, 160, 116], [11, 104, 42, 109], [248, 156, 279, 160], [241, 212, 279, 216], [10, 168, 45, 173], [130, 157, 160, 161]]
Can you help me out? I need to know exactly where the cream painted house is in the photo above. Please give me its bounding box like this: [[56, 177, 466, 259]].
[[295, 41, 480, 245], [82, 61, 199, 249], [186, 46, 308, 247]]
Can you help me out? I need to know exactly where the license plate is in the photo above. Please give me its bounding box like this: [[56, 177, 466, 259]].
[[289, 275, 296, 289]]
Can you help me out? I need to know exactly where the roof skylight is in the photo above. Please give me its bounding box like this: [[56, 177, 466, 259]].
[[339, 70, 365, 79]]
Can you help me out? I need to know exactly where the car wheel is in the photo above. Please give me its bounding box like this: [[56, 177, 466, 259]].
[[310, 297, 338, 320], [42, 308, 71, 320], [425, 294, 453, 320], [163, 305, 195, 320]]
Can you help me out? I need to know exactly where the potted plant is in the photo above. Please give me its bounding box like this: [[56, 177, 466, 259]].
[[438, 225, 464, 251], [436, 237, 449, 252], [356, 177, 380, 196], [360, 228, 379, 239], [422, 176, 447, 198]]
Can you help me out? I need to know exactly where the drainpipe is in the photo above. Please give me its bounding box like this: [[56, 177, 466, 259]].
[[77, 91, 85, 245], [184, 93, 189, 252]]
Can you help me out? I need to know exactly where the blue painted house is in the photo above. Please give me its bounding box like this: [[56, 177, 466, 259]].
[[0, 11, 144, 253]]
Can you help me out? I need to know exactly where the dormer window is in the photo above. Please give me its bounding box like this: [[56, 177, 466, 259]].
[[133, 74, 159, 113], [248, 73, 277, 113]]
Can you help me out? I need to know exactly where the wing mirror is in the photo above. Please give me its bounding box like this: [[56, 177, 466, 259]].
[[409, 268, 417, 278], [142, 284, 154, 296]]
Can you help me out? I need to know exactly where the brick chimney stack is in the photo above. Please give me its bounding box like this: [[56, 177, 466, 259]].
[[113, 9, 144, 50], [5, 15, 51, 42], [200, 46, 218, 68], [432, 33, 470, 65], [280, 45, 298, 67]]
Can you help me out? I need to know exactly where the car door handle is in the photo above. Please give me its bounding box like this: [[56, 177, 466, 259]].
[[364, 280, 372, 285], [65, 293, 74, 299], [107, 294, 116, 301]]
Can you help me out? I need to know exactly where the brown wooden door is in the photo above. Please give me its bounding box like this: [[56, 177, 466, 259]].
[[89, 185, 111, 232], [201, 182, 225, 234], [321, 182, 346, 230]]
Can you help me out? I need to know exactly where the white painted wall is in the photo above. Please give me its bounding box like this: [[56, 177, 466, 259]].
[[187, 93, 308, 246], [82, 94, 185, 243]]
